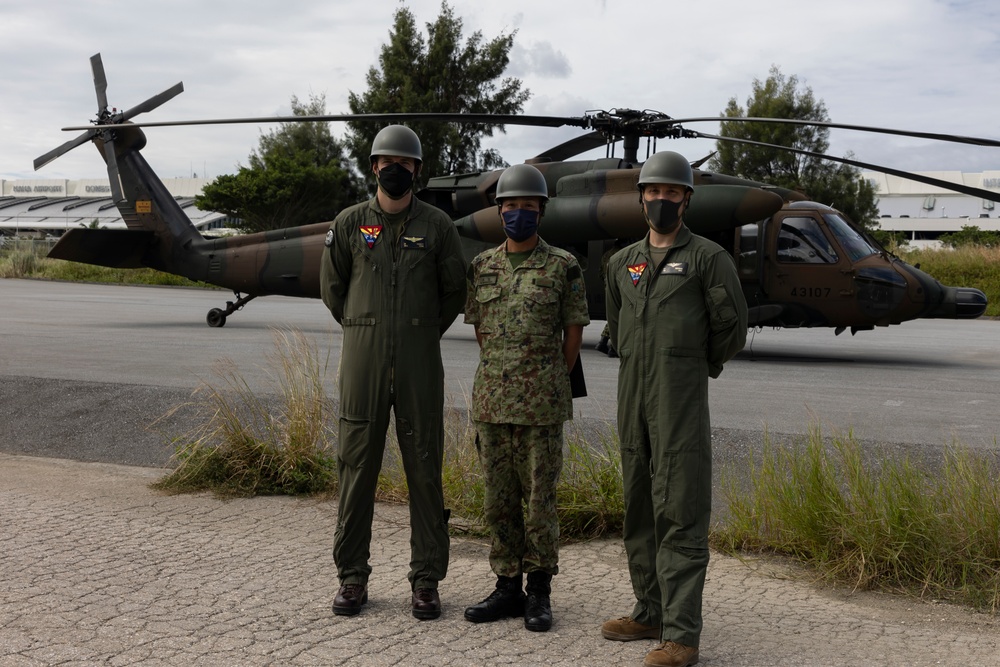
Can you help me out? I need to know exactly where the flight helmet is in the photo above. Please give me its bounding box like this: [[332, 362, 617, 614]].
[[637, 151, 694, 191], [495, 163, 549, 201], [370, 125, 422, 164]]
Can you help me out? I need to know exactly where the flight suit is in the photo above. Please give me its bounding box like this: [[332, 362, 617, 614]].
[[320, 195, 467, 591], [605, 225, 747, 647], [464, 239, 590, 576]]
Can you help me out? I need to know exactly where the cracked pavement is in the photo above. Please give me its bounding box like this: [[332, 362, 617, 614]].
[[1, 453, 997, 666]]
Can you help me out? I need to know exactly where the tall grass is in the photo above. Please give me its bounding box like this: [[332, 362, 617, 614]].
[[715, 427, 1000, 610], [375, 413, 624, 538], [153, 329, 336, 497], [558, 425, 625, 540], [0, 239, 46, 278], [153, 330, 625, 541]]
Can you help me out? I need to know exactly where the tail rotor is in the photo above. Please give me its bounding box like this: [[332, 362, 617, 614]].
[[32, 53, 184, 203]]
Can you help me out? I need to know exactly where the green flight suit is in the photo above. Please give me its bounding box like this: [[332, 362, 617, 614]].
[[605, 226, 747, 647], [464, 239, 590, 577], [320, 195, 467, 591]]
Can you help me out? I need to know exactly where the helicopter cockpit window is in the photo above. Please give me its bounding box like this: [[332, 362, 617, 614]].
[[823, 212, 878, 262], [776, 217, 838, 264]]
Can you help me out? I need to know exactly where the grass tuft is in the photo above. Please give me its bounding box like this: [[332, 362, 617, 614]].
[[153, 329, 336, 498], [715, 427, 1000, 611]]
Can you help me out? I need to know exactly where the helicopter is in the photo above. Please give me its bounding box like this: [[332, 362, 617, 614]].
[[34, 54, 990, 331]]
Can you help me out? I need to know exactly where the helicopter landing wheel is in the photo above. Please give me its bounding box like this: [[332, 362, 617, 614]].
[[207, 308, 227, 328]]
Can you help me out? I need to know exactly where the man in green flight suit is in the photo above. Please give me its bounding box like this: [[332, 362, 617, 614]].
[[601, 151, 748, 667], [320, 125, 468, 621], [462, 163, 590, 632]]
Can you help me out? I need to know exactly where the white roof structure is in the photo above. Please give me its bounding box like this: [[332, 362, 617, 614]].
[[862, 171, 1000, 245], [0, 177, 233, 236]]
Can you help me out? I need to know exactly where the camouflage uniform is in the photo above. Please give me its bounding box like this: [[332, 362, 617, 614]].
[[320, 195, 467, 591], [606, 225, 747, 648], [464, 238, 590, 576]]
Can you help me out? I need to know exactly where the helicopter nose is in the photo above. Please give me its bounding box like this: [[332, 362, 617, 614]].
[[928, 286, 988, 319], [952, 287, 988, 319]]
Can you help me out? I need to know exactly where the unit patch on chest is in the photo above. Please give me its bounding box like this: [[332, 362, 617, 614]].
[[627, 263, 647, 286], [359, 225, 382, 249]]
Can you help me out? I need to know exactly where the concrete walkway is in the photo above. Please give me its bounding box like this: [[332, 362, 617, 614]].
[[1, 453, 997, 666]]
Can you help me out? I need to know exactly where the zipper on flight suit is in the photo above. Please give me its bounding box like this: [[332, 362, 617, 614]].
[[387, 207, 411, 397]]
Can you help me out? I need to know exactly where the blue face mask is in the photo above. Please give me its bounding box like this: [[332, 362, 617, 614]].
[[501, 209, 540, 242]]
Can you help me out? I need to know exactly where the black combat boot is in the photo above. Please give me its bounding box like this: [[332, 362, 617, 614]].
[[524, 571, 553, 632], [595, 336, 610, 354], [464, 575, 525, 623]]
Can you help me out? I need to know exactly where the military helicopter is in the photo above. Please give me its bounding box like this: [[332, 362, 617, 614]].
[[35, 54, 991, 331]]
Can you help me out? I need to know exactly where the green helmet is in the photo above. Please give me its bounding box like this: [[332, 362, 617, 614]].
[[370, 125, 422, 163], [495, 163, 549, 201], [637, 151, 694, 191]]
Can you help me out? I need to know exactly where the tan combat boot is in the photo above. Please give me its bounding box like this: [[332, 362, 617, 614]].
[[643, 641, 699, 667], [601, 616, 659, 641]]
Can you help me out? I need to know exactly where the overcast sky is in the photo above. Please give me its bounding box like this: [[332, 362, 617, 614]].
[[3, 0, 999, 183]]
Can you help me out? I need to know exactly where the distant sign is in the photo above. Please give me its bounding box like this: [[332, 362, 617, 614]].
[[11, 184, 65, 195]]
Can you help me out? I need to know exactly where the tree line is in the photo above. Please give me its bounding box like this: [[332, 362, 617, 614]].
[[196, 2, 877, 235]]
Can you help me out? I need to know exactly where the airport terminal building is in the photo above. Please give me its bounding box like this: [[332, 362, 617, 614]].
[[3, 172, 999, 247], [862, 170, 1000, 246], [0, 177, 233, 238]]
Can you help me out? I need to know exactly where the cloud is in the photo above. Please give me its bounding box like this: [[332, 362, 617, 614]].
[[508, 41, 572, 79]]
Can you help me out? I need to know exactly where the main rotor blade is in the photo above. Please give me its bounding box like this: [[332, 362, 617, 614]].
[[120, 82, 185, 121], [62, 112, 591, 132], [691, 130, 1000, 202], [532, 131, 608, 161], [657, 116, 1000, 148], [33, 129, 96, 171], [90, 53, 108, 112]]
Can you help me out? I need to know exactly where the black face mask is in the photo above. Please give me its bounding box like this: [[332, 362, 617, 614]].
[[644, 198, 684, 235], [377, 162, 415, 199]]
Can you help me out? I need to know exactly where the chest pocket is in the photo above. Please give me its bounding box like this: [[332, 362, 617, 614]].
[[653, 273, 695, 305], [475, 284, 503, 334], [521, 282, 560, 336]]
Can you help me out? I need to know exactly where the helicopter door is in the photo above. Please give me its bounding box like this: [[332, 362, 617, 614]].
[[764, 211, 856, 327]]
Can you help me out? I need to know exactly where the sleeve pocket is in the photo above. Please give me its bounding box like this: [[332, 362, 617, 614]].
[[706, 284, 737, 332]]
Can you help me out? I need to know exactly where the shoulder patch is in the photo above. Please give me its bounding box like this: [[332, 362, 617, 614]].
[[325, 229, 334, 247]]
